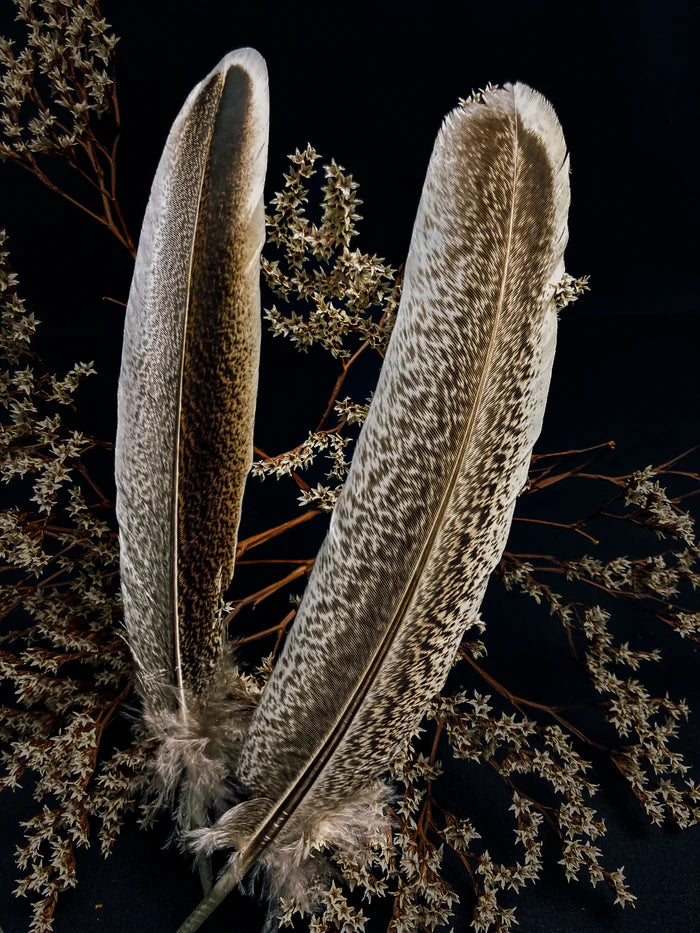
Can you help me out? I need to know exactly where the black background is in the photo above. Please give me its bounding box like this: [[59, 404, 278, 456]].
[[1, 1, 699, 931]]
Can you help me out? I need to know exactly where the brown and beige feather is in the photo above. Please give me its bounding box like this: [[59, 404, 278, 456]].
[[115, 48, 269, 834], [179, 81, 570, 931]]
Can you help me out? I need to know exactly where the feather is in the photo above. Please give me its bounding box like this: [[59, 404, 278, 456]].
[[178, 81, 570, 931], [114, 48, 269, 834]]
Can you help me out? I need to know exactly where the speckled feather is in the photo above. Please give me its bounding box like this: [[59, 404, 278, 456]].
[[115, 50, 268, 722], [180, 82, 570, 931]]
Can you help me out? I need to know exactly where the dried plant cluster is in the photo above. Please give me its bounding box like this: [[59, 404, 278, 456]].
[[256, 144, 401, 512], [0, 0, 133, 254], [0, 225, 153, 933], [1, 6, 699, 933]]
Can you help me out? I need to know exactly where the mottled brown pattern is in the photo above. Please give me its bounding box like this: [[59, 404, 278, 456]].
[[212, 84, 570, 881], [178, 66, 262, 696], [115, 50, 268, 713]]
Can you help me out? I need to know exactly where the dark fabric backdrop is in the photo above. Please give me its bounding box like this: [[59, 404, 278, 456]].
[[0, 1, 698, 931]]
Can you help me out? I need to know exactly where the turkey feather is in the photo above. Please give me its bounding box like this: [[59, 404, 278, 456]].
[[179, 81, 570, 930], [115, 48, 268, 831]]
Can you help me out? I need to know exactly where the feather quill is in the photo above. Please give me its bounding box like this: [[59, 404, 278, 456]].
[[179, 81, 570, 930], [115, 48, 269, 834]]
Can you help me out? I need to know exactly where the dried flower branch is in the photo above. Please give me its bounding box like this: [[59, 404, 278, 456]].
[[0, 0, 134, 254], [0, 229, 147, 933]]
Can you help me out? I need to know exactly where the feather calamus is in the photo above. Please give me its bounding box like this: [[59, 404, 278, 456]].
[[178, 82, 570, 930], [115, 48, 269, 833]]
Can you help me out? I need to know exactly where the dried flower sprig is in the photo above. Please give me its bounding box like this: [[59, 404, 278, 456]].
[[263, 145, 401, 362], [553, 273, 589, 310], [0, 0, 134, 253], [0, 230, 149, 933]]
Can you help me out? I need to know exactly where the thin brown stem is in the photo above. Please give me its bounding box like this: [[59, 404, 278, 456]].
[[316, 339, 369, 432], [22, 158, 107, 227], [655, 445, 700, 471], [234, 609, 297, 655], [236, 510, 320, 557], [223, 563, 313, 623], [236, 558, 312, 566], [527, 442, 615, 490], [93, 681, 133, 750], [461, 652, 608, 751], [512, 516, 599, 544], [76, 463, 113, 508], [531, 441, 616, 462]]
